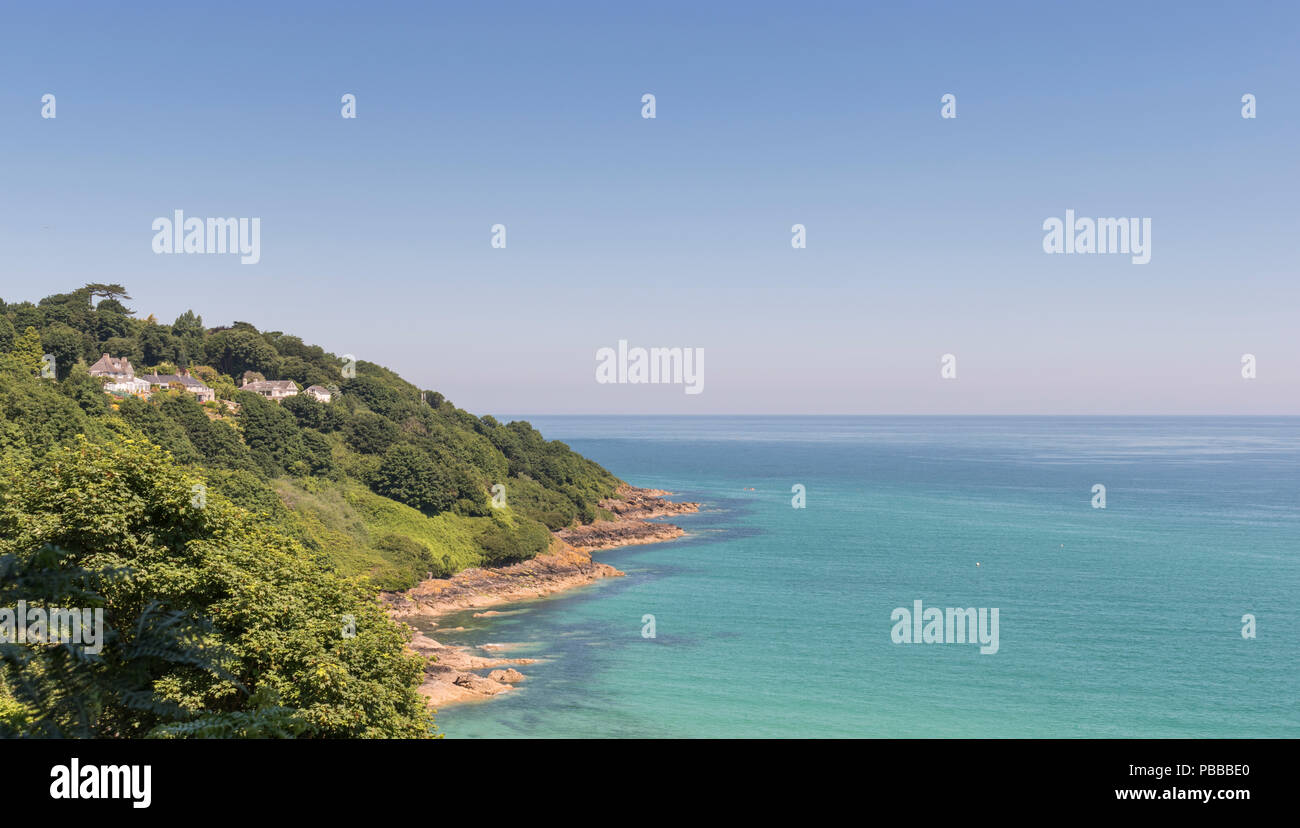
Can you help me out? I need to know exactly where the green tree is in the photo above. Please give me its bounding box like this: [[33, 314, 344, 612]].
[[116, 396, 201, 464], [206, 329, 280, 379], [158, 393, 256, 472], [476, 514, 552, 567], [37, 290, 95, 334], [370, 444, 456, 514], [237, 391, 305, 475], [84, 283, 132, 303], [57, 364, 111, 415], [282, 392, 328, 430], [172, 309, 204, 339], [299, 428, 335, 475], [0, 437, 433, 738], [11, 327, 45, 376], [8, 304, 44, 332], [0, 356, 110, 456], [371, 534, 439, 589], [100, 336, 143, 365], [345, 412, 400, 455], [40, 323, 88, 381], [140, 324, 183, 368], [0, 545, 294, 738]]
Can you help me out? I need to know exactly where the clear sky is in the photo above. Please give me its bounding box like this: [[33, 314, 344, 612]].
[[2, 1, 1296, 415]]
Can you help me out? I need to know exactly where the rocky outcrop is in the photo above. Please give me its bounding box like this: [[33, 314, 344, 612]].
[[452, 672, 509, 695], [555, 485, 699, 552], [382, 538, 622, 621], [556, 519, 685, 551], [384, 485, 698, 709], [385, 539, 620, 707], [601, 485, 700, 520], [407, 630, 538, 707]]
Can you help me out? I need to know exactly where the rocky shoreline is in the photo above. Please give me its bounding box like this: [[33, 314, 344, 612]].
[[556, 485, 700, 551], [381, 485, 699, 709]]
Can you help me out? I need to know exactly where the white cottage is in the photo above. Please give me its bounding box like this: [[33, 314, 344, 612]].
[[304, 385, 332, 403], [140, 372, 217, 403], [242, 378, 299, 401], [90, 353, 151, 395]]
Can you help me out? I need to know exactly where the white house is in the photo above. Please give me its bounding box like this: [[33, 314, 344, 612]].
[[91, 353, 151, 395], [304, 385, 332, 403], [140, 372, 216, 403], [242, 378, 299, 401]]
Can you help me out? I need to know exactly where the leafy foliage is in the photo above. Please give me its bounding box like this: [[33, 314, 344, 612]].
[[0, 437, 432, 738], [0, 284, 629, 737]]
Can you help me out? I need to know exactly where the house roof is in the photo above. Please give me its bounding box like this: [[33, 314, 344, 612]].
[[140, 373, 212, 390], [89, 354, 133, 375], [305, 385, 330, 394]]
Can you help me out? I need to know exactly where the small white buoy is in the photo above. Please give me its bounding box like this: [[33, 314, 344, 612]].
[[975, 562, 981, 567]]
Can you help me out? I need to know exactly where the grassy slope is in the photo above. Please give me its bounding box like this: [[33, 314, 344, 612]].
[[275, 477, 539, 590]]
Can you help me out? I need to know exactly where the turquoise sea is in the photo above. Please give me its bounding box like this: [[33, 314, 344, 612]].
[[430, 417, 1299, 738]]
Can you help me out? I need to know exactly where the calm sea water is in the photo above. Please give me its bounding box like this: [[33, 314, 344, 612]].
[[430, 417, 1299, 738]]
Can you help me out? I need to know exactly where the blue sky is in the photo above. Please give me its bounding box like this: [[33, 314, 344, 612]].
[[2, 1, 1296, 414]]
